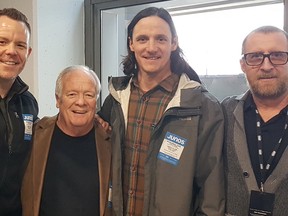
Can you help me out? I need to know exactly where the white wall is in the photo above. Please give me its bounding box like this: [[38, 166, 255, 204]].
[[0, 0, 85, 118]]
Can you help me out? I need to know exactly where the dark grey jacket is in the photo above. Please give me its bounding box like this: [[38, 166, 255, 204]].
[[99, 74, 225, 216], [222, 91, 288, 216]]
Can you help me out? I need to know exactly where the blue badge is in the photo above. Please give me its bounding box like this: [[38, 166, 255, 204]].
[[157, 132, 187, 166], [22, 114, 33, 141]]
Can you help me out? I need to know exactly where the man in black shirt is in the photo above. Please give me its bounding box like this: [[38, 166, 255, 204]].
[[222, 26, 288, 216], [0, 8, 38, 216], [21, 65, 112, 216]]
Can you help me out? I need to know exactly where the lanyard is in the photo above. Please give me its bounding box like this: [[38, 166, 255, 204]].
[[255, 109, 288, 192]]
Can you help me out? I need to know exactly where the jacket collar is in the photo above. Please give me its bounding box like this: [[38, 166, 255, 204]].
[[5, 76, 29, 101]]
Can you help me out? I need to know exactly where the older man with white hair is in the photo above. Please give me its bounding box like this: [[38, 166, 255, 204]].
[[21, 65, 112, 216]]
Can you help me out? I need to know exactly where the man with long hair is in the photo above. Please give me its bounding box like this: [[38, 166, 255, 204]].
[[98, 7, 224, 216]]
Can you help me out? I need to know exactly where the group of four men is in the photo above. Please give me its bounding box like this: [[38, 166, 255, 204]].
[[1, 6, 288, 216]]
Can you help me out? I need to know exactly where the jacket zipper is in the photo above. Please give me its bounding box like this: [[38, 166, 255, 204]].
[[6, 103, 14, 155]]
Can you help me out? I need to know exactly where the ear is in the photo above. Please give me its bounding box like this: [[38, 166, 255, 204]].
[[171, 36, 178, 51], [27, 47, 32, 57], [129, 37, 134, 52], [240, 58, 246, 74], [55, 94, 60, 108]]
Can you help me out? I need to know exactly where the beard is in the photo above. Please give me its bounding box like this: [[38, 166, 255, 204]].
[[248, 76, 288, 100]]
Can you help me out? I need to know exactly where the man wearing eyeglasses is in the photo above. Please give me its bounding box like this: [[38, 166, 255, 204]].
[[222, 25, 288, 216]]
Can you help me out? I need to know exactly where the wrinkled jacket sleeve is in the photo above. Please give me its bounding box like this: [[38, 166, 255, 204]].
[[194, 94, 225, 216]]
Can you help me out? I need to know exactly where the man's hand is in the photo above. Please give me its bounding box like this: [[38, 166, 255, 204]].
[[95, 114, 112, 134]]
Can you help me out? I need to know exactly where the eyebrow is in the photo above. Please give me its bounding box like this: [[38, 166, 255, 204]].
[[135, 33, 169, 39]]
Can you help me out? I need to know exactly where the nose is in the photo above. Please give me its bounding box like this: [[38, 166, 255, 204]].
[[146, 40, 158, 52], [260, 56, 274, 71], [5, 43, 17, 55], [75, 95, 85, 105]]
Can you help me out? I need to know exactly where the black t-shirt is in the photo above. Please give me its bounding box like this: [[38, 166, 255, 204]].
[[244, 94, 288, 188], [40, 125, 100, 216]]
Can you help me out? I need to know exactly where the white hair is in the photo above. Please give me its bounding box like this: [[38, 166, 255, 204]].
[[55, 65, 101, 99]]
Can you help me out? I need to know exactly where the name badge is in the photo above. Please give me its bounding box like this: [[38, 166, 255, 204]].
[[23, 114, 33, 141], [157, 132, 187, 166], [249, 190, 275, 216]]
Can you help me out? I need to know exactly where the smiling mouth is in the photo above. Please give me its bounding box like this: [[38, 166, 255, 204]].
[[1, 61, 17, 65], [73, 111, 87, 114], [145, 56, 159, 60]]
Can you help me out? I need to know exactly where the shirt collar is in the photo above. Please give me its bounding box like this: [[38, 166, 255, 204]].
[[244, 93, 255, 112], [131, 73, 180, 93], [244, 93, 288, 115]]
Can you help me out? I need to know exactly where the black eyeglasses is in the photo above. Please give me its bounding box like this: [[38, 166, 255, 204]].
[[242, 51, 288, 66]]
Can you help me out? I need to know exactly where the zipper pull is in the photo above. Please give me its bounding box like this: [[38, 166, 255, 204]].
[[9, 144, 12, 154], [260, 182, 264, 192], [108, 181, 112, 208]]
